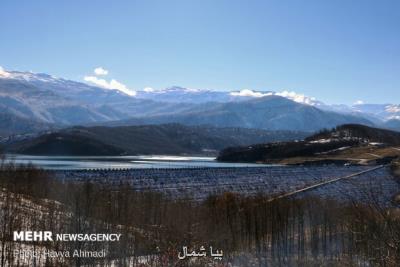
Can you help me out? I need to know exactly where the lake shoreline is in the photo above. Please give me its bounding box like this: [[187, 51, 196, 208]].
[[3, 154, 277, 170]]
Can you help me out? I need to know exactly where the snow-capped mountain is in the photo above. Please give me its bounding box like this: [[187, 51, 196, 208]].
[[352, 104, 400, 121], [134, 87, 400, 125], [313, 103, 400, 125], [112, 95, 374, 132], [0, 67, 397, 136], [230, 89, 325, 107], [0, 77, 125, 125], [135, 86, 235, 103], [135, 87, 325, 106], [2, 70, 134, 106], [0, 69, 138, 127]]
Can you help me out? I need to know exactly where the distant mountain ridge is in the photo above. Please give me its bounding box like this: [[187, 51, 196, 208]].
[[109, 96, 374, 132], [0, 67, 397, 136]]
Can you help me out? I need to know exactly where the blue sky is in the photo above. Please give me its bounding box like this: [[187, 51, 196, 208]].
[[0, 0, 399, 104]]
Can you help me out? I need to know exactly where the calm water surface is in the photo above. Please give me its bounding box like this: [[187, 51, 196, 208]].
[[4, 154, 276, 170]]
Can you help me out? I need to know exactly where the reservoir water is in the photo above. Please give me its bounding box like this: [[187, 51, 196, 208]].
[[4, 154, 275, 170]]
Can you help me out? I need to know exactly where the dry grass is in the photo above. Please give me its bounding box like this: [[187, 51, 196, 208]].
[[279, 145, 400, 165]]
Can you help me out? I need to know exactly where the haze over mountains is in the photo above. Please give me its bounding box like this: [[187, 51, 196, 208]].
[[112, 96, 373, 132], [0, 67, 399, 137]]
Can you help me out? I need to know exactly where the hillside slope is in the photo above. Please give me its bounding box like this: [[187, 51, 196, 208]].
[[308, 124, 400, 145], [6, 124, 308, 156], [0, 110, 53, 137], [385, 119, 400, 131], [218, 124, 400, 165]]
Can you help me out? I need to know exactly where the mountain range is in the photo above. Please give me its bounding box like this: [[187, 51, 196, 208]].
[[109, 96, 373, 132], [0, 68, 399, 137]]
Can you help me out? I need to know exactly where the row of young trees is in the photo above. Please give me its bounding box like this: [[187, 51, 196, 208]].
[[0, 159, 399, 266]]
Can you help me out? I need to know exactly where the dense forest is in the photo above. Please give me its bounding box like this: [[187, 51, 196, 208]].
[[217, 139, 361, 163], [3, 124, 308, 156], [0, 159, 399, 266]]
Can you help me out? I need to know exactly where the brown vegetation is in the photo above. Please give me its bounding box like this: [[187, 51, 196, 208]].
[[218, 124, 400, 165], [0, 161, 400, 266]]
